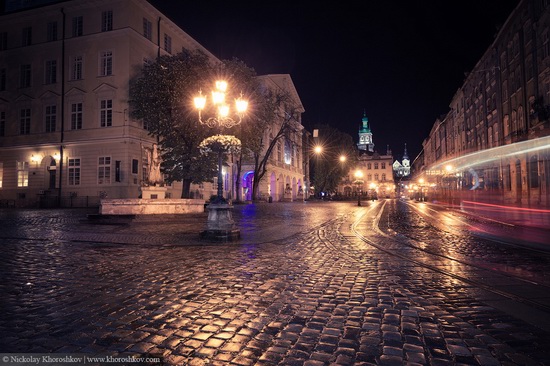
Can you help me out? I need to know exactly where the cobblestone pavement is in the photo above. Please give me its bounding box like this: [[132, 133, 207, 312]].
[[1, 202, 550, 365]]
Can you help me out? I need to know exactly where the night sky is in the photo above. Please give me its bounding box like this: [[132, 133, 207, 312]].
[[146, 1, 521, 162]]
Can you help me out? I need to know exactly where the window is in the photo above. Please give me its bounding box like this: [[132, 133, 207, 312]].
[[20, 64, 31, 88], [164, 34, 172, 53], [374, 173, 379, 181], [45, 105, 56, 132], [0, 68, 5, 91], [143, 18, 152, 40], [529, 155, 539, 188], [101, 10, 113, 32], [98, 156, 111, 184], [0, 32, 7, 50], [71, 55, 83, 80], [0, 111, 5, 136], [381, 162, 385, 169], [71, 103, 83, 130], [374, 163, 379, 169], [100, 99, 112, 127], [47, 21, 58, 41], [100, 51, 112, 76], [44, 60, 57, 84], [132, 159, 139, 174], [381, 173, 386, 181], [17, 161, 29, 187], [72, 16, 83, 37], [68, 158, 81, 185], [20, 108, 30, 135], [22, 27, 32, 46]]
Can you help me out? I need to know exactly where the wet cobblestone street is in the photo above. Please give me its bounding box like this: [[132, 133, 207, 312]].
[[1, 202, 550, 365]]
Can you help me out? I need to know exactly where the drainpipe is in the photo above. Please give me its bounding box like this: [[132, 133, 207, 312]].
[[58, 8, 66, 206], [157, 17, 161, 58]]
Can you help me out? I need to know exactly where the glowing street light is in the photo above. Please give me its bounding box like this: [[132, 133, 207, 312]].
[[194, 80, 249, 241], [194, 80, 248, 129]]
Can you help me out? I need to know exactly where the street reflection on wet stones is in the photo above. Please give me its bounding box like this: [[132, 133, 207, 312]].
[[1, 202, 550, 365]]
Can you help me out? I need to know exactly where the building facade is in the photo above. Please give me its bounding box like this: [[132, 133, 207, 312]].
[[413, 0, 550, 207], [337, 112, 395, 199], [0, 0, 306, 207], [238, 74, 306, 203]]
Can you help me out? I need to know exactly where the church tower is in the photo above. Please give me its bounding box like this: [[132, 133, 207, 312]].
[[357, 111, 374, 152], [402, 143, 410, 170]]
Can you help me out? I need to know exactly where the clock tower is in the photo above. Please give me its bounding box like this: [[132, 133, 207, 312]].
[[357, 111, 374, 152]]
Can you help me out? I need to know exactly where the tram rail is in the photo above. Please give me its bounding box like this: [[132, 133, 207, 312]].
[[315, 199, 550, 331]]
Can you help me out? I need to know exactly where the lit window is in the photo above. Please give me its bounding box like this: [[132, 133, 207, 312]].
[[17, 161, 29, 187]]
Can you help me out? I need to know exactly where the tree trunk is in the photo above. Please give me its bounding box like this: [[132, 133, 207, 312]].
[[252, 156, 262, 202], [234, 158, 243, 203], [181, 178, 192, 198]]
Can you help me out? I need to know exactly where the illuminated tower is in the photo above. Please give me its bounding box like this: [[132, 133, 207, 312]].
[[357, 111, 374, 152]]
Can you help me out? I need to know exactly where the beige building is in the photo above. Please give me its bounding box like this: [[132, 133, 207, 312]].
[[413, 0, 550, 207], [0, 0, 306, 207], [240, 74, 305, 202], [337, 112, 395, 199]]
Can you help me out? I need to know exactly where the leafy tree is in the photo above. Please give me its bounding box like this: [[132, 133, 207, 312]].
[[241, 83, 302, 202], [130, 51, 261, 199], [129, 50, 218, 198], [311, 125, 357, 195]]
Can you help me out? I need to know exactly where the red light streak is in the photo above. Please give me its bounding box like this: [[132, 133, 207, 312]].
[[462, 200, 550, 214]]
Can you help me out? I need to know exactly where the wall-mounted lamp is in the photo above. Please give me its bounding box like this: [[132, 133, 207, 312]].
[[31, 155, 41, 164], [53, 153, 61, 161]]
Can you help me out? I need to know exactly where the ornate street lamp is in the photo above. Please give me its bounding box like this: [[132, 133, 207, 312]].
[[194, 80, 248, 241], [354, 170, 364, 206]]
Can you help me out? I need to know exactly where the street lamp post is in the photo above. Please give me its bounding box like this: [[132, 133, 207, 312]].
[[194, 80, 248, 241], [354, 170, 364, 206]]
